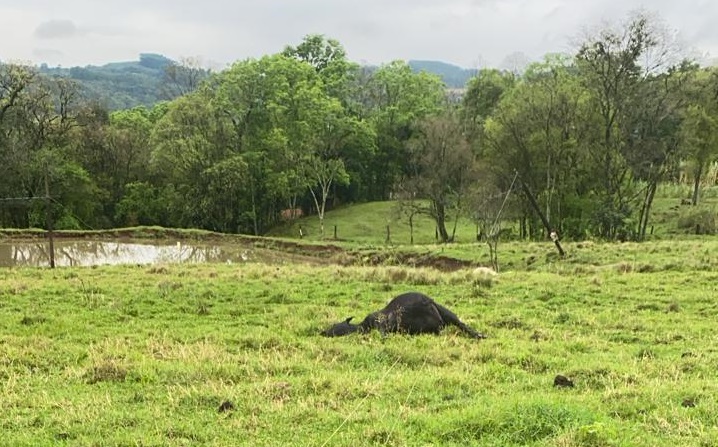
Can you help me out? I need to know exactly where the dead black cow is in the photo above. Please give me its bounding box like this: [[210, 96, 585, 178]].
[[321, 291, 486, 339]]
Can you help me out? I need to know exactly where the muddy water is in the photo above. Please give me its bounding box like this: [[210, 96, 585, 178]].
[[0, 239, 317, 268]]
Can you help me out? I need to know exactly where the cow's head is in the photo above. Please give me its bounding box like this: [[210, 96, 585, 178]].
[[321, 317, 359, 337]]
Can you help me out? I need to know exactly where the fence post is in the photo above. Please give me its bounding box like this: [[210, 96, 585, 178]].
[[45, 172, 55, 269]]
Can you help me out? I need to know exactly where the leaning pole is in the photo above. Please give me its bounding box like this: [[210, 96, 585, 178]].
[[515, 171, 565, 257]]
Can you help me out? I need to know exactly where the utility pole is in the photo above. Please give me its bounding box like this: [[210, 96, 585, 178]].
[[515, 171, 565, 257]]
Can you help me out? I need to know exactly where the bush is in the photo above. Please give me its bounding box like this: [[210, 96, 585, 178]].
[[677, 208, 717, 234]]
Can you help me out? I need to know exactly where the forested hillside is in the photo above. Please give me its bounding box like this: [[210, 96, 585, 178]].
[[1, 15, 717, 242], [34, 54, 474, 109], [408, 60, 477, 88], [37, 53, 209, 109]]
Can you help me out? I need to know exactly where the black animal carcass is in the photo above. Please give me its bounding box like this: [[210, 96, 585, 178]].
[[321, 291, 486, 339]]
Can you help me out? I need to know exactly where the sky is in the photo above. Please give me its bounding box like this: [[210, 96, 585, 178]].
[[1, 0, 717, 69]]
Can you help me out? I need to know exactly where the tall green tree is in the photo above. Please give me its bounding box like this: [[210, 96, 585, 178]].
[[482, 56, 587, 239], [364, 61, 445, 200], [575, 13, 662, 239], [462, 68, 515, 151], [680, 104, 718, 205], [622, 62, 694, 239], [150, 88, 235, 230], [282, 34, 357, 104], [0, 63, 38, 221]]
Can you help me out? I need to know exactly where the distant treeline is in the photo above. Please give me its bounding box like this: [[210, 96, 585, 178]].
[[34, 53, 476, 110], [1, 13, 717, 242]]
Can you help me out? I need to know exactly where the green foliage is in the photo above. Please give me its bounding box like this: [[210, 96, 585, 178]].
[[115, 181, 165, 226], [39, 54, 174, 109], [679, 103, 718, 204], [138, 52, 173, 70], [463, 67, 515, 128], [676, 207, 717, 234], [402, 110, 478, 242], [363, 60, 446, 200], [2, 14, 717, 242], [283, 33, 357, 103]]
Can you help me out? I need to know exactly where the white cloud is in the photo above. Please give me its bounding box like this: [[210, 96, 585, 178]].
[[34, 19, 81, 39]]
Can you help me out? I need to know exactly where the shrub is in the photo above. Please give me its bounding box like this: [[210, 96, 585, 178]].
[[677, 208, 717, 234]]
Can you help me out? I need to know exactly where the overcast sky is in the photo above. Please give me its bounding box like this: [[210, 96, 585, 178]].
[[1, 0, 717, 69]]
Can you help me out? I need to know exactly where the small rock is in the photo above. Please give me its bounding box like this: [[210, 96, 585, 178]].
[[553, 374, 574, 388]]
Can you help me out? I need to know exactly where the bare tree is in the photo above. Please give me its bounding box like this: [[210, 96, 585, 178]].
[[160, 56, 209, 99], [304, 155, 349, 238], [401, 110, 478, 243]]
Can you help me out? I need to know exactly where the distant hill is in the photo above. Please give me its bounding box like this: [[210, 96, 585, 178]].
[[39, 53, 173, 110], [36, 54, 476, 110], [408, 60, 477, 88]]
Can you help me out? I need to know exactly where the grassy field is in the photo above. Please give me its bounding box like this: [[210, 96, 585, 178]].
[[268, 186, 718, 245], [2, 236, 718, 446]]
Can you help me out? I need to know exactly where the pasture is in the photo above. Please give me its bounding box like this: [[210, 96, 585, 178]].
[[1, 237, 718, 446]]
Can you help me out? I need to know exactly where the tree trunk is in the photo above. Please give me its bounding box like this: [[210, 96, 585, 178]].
[[250, 183, 259, 236], [409, 214, 414, 245], [637, 181, 657, 241], [434, 202, 450, 243], [692, 168, 702, 205]]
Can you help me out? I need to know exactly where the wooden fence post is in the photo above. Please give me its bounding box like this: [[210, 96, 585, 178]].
[[45, 173, 55, 268]]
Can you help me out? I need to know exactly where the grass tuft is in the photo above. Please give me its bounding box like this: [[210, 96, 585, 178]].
[[85, 362, 128, 384]]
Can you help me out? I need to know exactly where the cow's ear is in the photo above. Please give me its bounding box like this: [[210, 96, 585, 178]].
[[345, 317, 354, 323]]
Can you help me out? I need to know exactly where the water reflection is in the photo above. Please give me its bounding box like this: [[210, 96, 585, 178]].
[[0, 240, 264, 267]]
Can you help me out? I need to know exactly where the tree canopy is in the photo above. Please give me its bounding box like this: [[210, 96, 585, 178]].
[[2, 17, 717, 241]]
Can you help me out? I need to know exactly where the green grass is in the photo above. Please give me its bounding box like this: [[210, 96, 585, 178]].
[[267, 201, 485, 245], [2, 238, 718, 446], [269, 194, 718, 245]]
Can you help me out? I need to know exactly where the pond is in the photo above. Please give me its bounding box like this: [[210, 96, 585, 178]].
[[0, 239, 320, 268]]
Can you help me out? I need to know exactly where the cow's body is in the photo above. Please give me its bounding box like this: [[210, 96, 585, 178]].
[[321, 291, 485, 339]]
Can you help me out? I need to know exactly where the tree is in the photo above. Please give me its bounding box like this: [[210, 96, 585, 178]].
[[0, 66, 109, 229], [481, 55, 587, 239], [0, 63, 38, 222], [462, 68, 515, 148], [304, 155, 349, 237], [0, 63, 35, 126], [400, 110, 477, 243], [282, 34, 356, 103], [150, 89, 234, 230], [576, 12, 664, 239], [364, 61, 445, 200], [680, 104, 718, 205], [622, 62, 694, 239], [160, 56, 209, 99]]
